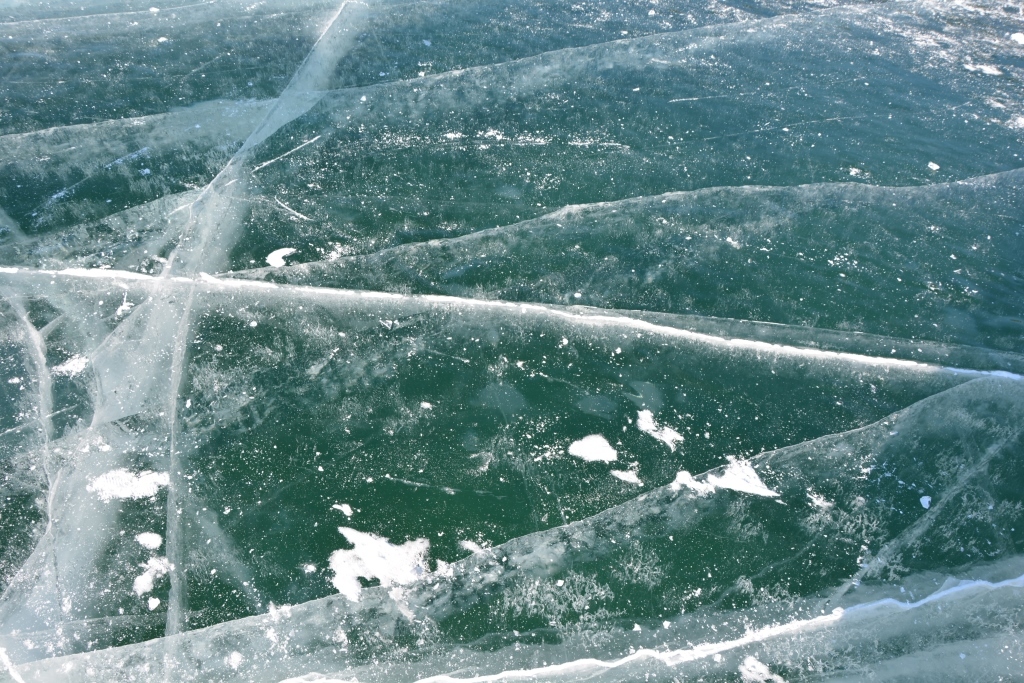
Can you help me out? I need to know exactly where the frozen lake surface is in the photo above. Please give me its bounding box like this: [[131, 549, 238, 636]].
[[0, 0, 1023, 680]]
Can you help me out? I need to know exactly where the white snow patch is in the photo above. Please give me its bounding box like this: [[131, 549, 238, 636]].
[[671, 458, 778, 498], [568, 434, 617, 462], [265, 248, 297, 267], [135, 532, 163, 550], [133, 557, 172, 595], [333, 503, 354, 517], [87, 469, 169, 501], [920, 495, 932, 509], [115, 294, 134, 318], [51, 355, 89, 377], [459, 539, 485, 554], [707, 457, 779, 497], [1012, 33, 1024, 45], [927, 161, 940, 171], [226, 651, 243, 670], [671, 470, 717, 496], [807, 491, 833, 510], [964, 63, 1003, 75], [636, 410, 684, 451], [611, 470, 643, 486], [739, 655, 785, 682], [147, 597, 161, 611], [329, 527, 430, 602]]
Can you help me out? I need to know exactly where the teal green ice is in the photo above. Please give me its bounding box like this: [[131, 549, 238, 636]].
[[0, 0, 1023, 680]]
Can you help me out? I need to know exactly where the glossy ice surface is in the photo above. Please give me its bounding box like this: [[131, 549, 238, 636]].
[[0, 0, 1023, 680]]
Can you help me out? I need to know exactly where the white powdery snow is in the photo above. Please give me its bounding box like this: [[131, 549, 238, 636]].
[[135, 532, 163, 550], [265, 248, 298, 267], [133, 557, 172, 596], [568, 434, 617, 462], [636, 410, 684, 450], [87, 469, 170, 501], [329, 527, 430, 602], [671, 457, 779, 498], [51, 355, 89, 377], [670, 470, 716, 496], [739, 655, 785, 682], [611, 470, 643, 485], [707, 458, 780, 497]]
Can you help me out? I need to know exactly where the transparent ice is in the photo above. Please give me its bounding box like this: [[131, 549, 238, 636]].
[[0, 0, 1023, 680]]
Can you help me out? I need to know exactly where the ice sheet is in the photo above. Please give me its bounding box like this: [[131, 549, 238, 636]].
[[1, 0, 1022, 679]]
